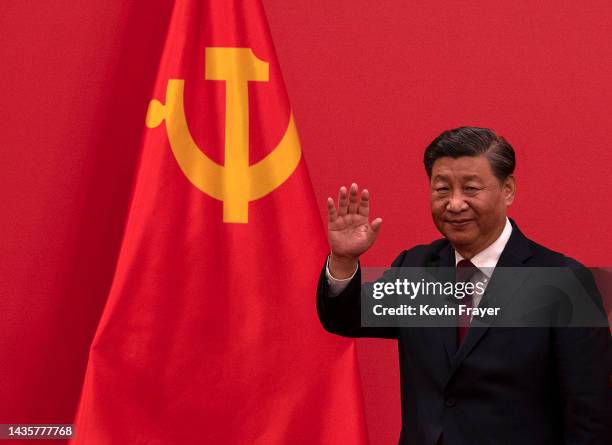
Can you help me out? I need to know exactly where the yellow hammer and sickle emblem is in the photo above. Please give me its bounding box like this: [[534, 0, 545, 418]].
[[145, 47, 302, 223]]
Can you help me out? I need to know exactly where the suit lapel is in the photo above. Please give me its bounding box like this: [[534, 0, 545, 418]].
[[446, 220, 534, 381]]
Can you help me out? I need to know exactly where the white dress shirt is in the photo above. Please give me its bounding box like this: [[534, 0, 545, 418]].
[[326, 218, 513, 302]]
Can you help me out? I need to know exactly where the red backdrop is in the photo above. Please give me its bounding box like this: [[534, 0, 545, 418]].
[[1, 1, 611, 444]]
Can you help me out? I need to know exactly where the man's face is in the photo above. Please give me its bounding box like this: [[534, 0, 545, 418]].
[[429, 155, 515, 257]]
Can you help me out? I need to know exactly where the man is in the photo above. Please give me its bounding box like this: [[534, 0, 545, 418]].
[[316, 127, 611, 444]]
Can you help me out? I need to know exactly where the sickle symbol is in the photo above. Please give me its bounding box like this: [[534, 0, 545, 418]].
[[146, 47, 301, 223]]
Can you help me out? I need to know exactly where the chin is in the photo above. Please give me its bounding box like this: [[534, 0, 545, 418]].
[[446, 234, 474, 246], [442, 227, 476, 247]]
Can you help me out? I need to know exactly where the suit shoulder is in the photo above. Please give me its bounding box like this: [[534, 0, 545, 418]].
[[524, 239, 606, 316], [525, 238, 587, 268], [393, 238, 449, 266]]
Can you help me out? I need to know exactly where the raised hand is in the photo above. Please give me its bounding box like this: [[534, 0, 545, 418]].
[[327, 183, 382, 278]]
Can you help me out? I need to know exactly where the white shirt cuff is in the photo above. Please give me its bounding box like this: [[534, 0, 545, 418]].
[[325, 255, 358, 296]]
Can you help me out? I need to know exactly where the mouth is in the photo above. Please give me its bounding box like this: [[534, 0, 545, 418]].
[[445, 219, 473, 228]]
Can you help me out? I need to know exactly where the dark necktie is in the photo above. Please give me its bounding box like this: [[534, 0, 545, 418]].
[[456, 259, 478, 346]]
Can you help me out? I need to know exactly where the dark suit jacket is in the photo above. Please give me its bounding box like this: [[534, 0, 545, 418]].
[[317, 220, 611, 445]]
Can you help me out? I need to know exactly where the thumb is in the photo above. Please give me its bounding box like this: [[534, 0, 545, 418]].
[[370, 217, 383, 235]]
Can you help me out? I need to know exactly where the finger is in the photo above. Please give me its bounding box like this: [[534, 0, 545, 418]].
[[370, 217, 383, 234], [348, 183, 359, 214], [358, 189, 370, 217], [327, 197, 338, 222], [337, 186, 348, 216]]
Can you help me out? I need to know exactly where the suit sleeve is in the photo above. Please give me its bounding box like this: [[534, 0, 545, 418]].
[[316, 251, 408, 339], [554, 261, 612, 444]]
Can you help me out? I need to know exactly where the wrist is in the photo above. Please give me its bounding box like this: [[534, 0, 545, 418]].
[[329, 252, 358, 279]]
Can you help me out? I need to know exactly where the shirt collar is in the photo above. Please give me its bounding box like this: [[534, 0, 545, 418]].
[[454, 217, 513, 277]]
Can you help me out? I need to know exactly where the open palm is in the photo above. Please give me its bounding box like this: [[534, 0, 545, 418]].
[[327, 183, 382, 259]]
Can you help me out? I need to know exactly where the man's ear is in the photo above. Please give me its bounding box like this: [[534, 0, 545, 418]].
[[503, 175, 516, 205]]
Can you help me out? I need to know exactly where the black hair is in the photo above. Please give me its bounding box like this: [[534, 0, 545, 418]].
[[423, 126, 515, 181]]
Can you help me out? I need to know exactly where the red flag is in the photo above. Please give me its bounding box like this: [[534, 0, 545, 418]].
[[72, 1, 368, 443]]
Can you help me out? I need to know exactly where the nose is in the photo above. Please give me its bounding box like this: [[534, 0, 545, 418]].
[[446, 191, 469, 213]]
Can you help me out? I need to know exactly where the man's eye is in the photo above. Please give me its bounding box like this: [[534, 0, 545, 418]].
[[435, 187, 449, 193], [465, 187, 479, 192]]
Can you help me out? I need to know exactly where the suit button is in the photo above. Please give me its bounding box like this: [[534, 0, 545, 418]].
[[445, 398, 456, 407]]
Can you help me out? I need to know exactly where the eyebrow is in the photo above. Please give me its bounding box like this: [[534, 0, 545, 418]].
[[432, 174, 483, 181]]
